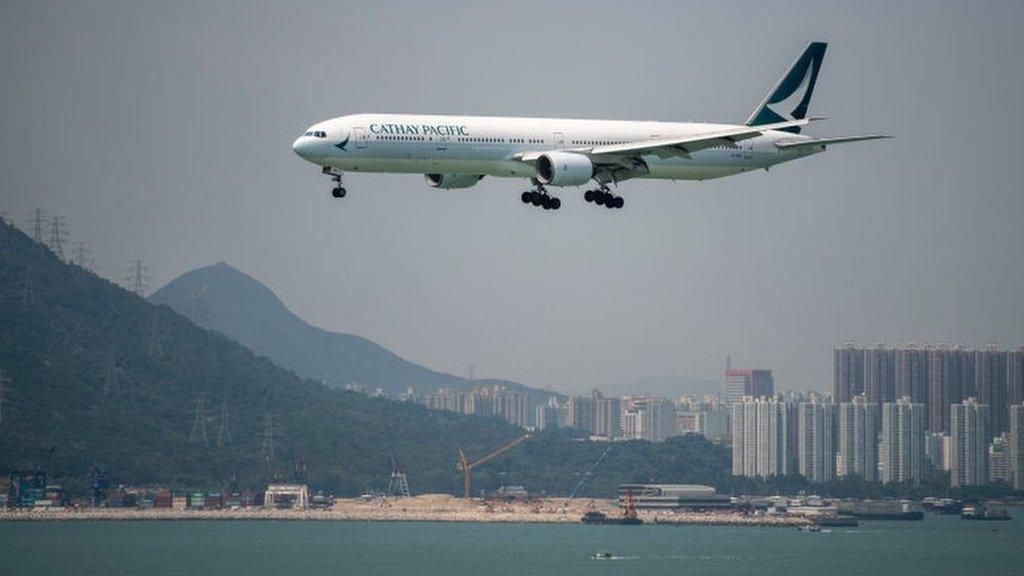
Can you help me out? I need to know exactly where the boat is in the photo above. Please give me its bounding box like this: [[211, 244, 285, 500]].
[[815, 515, 859, 527], [797, 524, 822, 532], [590, 551, 614, 560], [930, 499, 963, 515], [581, 511, 643, 525], [580, 488, 644, 525], [961, 505, 1012, 521]]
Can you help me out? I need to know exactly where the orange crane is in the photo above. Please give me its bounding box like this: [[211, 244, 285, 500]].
[[457, 434, 531, 498]]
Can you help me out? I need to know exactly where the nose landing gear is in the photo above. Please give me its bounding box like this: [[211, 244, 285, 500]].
[[324, 167, 347, 199]]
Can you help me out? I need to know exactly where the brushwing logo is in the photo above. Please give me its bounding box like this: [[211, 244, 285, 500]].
[[746, 42, 826, 134], [767, 61, 814, 120], [334, 135, 350, 152]]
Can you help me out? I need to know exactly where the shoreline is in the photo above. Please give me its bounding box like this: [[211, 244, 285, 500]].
[[0, 495, 810, 527]]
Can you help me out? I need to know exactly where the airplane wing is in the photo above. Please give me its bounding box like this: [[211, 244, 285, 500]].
[[774, 134, 892, 150], [515, 118, 820, 163]]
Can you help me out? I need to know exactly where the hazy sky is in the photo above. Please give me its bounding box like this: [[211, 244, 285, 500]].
[[2, 1, 1022, 396]]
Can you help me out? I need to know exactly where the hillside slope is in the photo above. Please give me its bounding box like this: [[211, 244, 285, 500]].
[[0, 220, 731, 497]]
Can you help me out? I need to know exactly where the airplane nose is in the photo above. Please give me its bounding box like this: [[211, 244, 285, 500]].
[[292, 136, 312, 158]]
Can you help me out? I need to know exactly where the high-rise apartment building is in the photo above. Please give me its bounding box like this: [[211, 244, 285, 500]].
[[723, 369, 774, 407], [987, 433, 1012, 484], [836, 343, 1024, 437], [864, 344, 896, 405], [950, 397, 990, 487], [535, 397, 565, 431], [732, 396, 790, 478], [894, 346, 928, 404], [592, 390, 622, 439], [927, 345, 961, 433], [620, 396, 676, 442], [798, 399, 836, 483], [975, 347, 1008, 435], [924, 432, 950, 477], [697, 404, 731, 443], [880, 397, 926, 484], [837, 395, 879, 481], [835, 343, 864, 403], [1008, 349, 1024, 408], [1010, 404, 1024, 491]]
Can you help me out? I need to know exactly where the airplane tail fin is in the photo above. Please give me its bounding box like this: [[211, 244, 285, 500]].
[[746, 42, 827, 134]]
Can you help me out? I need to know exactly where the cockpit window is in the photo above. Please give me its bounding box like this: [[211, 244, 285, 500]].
[[315, 131, 326, 138], [304, 131, 314, 136], [303, 130, 327, 138]]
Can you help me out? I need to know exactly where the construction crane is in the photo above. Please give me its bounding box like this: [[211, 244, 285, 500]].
[[457, 434, 531, 499]]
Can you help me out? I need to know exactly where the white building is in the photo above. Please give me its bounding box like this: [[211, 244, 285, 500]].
[[798, 399, 836, 483], [950, 397, 990, 487], [988, 433, 1012, 484], [732, 396, 790, 478], [924, 432, 950, 476], [620, 396, 676, 442], [1010, 404, 1024, 490], [880, 397, 926, 484], [838, 395, 879, 481]]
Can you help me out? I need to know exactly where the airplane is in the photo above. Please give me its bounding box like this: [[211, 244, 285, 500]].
[[292, 42, 889, 211]]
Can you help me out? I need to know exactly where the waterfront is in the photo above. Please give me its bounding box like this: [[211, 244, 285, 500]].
[[1, 512, 1021, 576], [0, 495, 810, 527]]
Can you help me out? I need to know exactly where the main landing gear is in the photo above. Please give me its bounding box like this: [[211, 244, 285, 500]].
[[584, 187, 624, 209], [521, 186, 561, 210], [324, 167, 347, 199]]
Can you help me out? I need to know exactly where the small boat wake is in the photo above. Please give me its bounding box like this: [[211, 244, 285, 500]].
[[590, 552, 638, 561]]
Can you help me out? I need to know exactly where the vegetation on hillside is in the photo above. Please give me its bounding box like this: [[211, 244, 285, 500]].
[[0, 220, 728, 497]]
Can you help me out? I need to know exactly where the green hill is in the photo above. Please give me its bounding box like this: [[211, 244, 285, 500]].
[[149, 263, 554, 406], [0, 219, 731, 497]]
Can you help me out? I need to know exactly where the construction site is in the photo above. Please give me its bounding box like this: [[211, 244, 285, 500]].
[[2, 433, 815, 528]]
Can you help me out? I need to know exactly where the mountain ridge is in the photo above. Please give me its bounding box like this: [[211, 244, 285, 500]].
[[149, 262, 556, 404]]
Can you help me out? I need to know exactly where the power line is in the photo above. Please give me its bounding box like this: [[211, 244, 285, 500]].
[[126, 260, 150, 297], [189, 392, 209, 449], [216, 399, 232, 447], [48, 216, 68, 261], [260, 414, 275, 464], [30, 208, 46, 244]]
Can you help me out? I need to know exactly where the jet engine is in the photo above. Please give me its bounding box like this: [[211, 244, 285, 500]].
[[535, 152, 593, 186], [424, 173, 484, 189]]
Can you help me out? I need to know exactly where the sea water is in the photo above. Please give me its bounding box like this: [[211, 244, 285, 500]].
[[1, 513, 1021, 575]]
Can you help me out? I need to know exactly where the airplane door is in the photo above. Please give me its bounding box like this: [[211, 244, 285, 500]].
[[354, 127, 367, 149], [553, 132, 564, 147]]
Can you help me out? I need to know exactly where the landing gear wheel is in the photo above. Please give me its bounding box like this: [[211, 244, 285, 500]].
[[531, 193, 544, 207], [594, 192, 607, 206], [584, 190, 595, 203], [522, 191, 534, 203], [332, 186, 347, 199], [611, 196, 623, 209], [550, 197, 561, 210]]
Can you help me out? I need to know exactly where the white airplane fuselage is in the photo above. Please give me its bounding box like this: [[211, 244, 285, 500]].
[[292, 113, 822, 183], [291, 43, 888, 207]]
